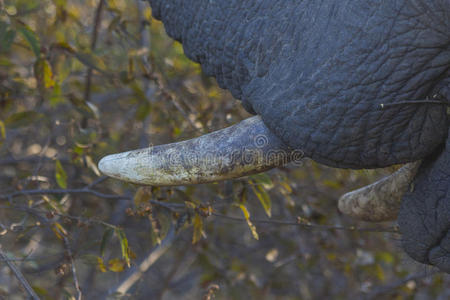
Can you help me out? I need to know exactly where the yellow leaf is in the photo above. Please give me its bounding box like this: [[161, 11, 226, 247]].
[[251, 183, 272, 218], [375, 251, 395, 265], [239, 205, 259, 240], [34, 58, 55, 89], [51, 222, 67, 240], [279, 181, 292, 194], [192, 213, 204, 244], [108, 258, 126, 272], [0, 120, 6, 139], [322, 180, 341, 189], [115, 228, 131, 267], [374, 264, 385, 281], [96, 257, 107, 273], [55, 160, 67, 189]]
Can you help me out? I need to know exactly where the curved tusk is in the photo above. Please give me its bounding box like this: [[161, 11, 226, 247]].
[[338, 161, 421, 222], [98, 116, 300, 186]]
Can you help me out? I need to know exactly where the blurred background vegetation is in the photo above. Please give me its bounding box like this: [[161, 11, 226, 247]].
[[0, 0, 448, 299]]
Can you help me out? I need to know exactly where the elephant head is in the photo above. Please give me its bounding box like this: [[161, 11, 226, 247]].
[[98, 0, 450, 272]]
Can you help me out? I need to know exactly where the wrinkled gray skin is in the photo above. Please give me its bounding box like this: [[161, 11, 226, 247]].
[[147, 0, 450, 272]]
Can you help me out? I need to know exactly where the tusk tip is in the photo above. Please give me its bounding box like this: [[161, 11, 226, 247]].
[[98, 153, 127, 179], [98, 154, 115, 177], [97, 150, 150, 184]]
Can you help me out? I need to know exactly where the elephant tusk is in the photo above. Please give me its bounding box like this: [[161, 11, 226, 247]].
[[338, 161, 421, 222], [98, 116, 301, 186]]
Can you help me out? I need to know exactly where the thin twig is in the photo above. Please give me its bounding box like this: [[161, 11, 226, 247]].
[[0, 155, 69, 165], [137, 0, 152, 74], [0, 188, 131, 201], [0, 246, 40, 300], [380, 100, 448, 109], [212, 212, 398, 233], [86, 176, 109, 188], [83, 0, 106, 103], [63, 237, 82, 300]]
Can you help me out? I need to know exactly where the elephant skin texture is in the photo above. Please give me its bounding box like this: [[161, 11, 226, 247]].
[[398, 128, 450, 273], [146, 0, 450, 272], [149, 0, 449, 168]]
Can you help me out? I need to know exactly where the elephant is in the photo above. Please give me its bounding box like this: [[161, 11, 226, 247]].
[[98, 0, 450, 273]]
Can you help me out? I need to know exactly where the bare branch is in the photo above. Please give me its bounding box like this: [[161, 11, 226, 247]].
[[0, 188, 131, 201], [0, 246, 40, 300], [63, 237, 82, 300], [86, 176, 109, 189], [107, 222, 178, 298], [84, 0, 106, 104]]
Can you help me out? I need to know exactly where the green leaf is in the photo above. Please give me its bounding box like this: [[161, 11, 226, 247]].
[[251, 183, 272, 218], [239, 204, 259, 240], [55, 160, 67, 188], [16, 23, 40, 57], [5, 111, 44, 128], [115, 228, 131, 267], [250, 173, 273, 187], [0, 22, 16, 53], [100, 228, 114, 257], [50, 80, 64, 105], [73, 50, 106, 74]]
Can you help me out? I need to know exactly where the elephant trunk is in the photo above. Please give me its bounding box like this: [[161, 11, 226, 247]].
[[98, 116, 300, 186]]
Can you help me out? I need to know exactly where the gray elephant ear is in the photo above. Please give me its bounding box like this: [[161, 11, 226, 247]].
[[398, 128, 450, 273]]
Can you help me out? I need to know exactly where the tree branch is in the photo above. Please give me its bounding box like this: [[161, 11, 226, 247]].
[[0, 246, 40, 300], [83, 0, 106, 104], [63, 237, 82, 300], [0, 187, 131, 201]]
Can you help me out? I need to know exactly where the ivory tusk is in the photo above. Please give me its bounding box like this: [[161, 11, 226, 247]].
[[338, 161, 421, 222], [98, 116, 301, 186]]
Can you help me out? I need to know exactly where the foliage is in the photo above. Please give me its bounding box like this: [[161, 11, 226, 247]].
[[0, 0, 448, 299]]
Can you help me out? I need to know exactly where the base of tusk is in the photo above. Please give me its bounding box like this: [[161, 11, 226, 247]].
[[338, 161, 421, 222]]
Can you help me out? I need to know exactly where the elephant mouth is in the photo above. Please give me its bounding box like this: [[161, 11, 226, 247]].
[[428, 228, 450, 273]]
